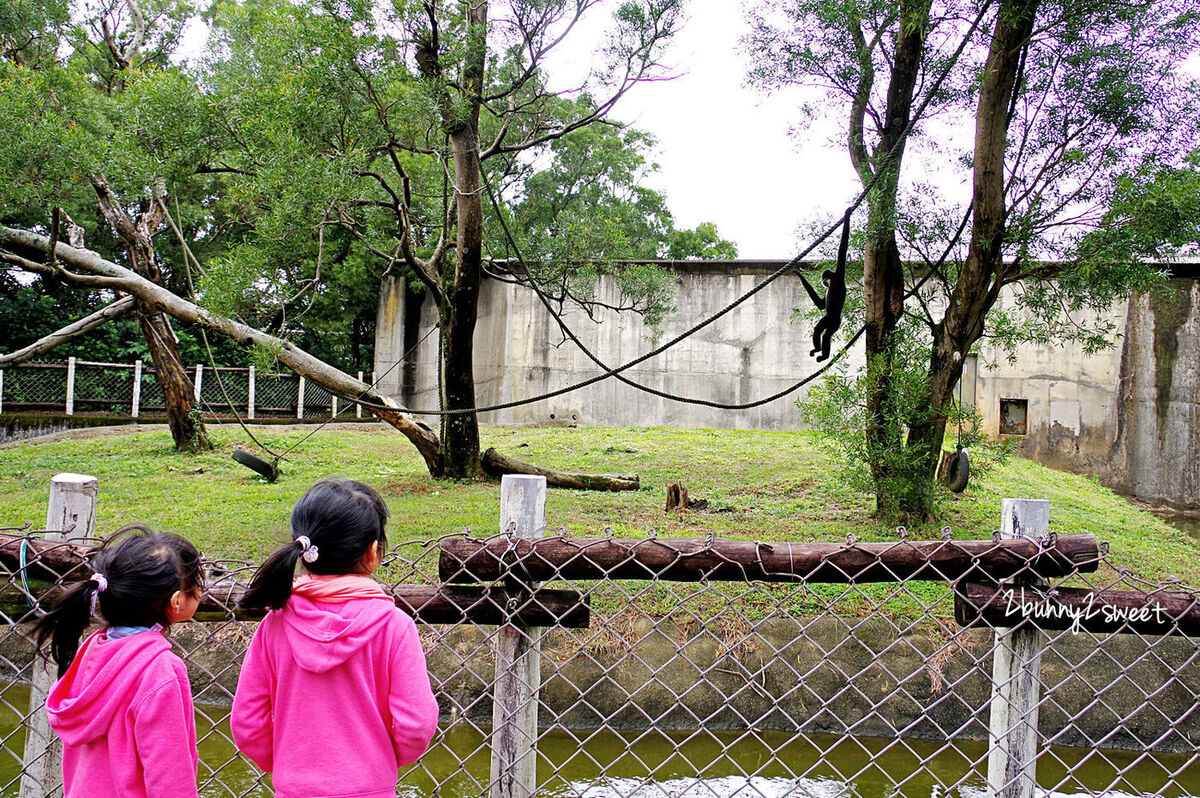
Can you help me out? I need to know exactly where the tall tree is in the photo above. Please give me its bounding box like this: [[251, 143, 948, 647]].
[[204, 0, 687, 478], [0, 0, 210, 450], [750, 0, 1200, 518]]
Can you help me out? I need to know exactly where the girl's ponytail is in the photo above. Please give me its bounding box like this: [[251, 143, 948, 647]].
[[239, 541, 303, 611], [32, 577, 103, 677], [242, 479, 389, 611]]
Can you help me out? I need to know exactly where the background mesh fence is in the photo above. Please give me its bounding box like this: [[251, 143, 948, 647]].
[[0, 526, 1195, 798], [0, 361, 347, 421], [0, 365, 68, 412], [70, 363, 135, 415]]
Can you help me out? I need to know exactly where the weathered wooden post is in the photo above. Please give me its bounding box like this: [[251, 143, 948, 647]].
[[20, 473, 98, 798], [131, 360, 142, 418], [247, 366, 256, 420], [987, 498, 1049, 798], [490, 475, 546, 798], [64, 358, 75, 416]]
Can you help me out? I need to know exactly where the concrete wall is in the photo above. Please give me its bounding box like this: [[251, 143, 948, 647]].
[[375, 261, 867, 431], [375, 267, 1200, 509]]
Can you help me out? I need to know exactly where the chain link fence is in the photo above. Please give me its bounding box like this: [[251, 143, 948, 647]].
[[0, 360, 360, 422], [0, 477, 1197, 798]]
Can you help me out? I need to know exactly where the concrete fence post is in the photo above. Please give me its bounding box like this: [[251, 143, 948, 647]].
[[296, 377, 306, 420], [987, 498, 1050, 798], [0, 368, 5, 415], [20, 473, 98, 798], [193, 364, 203, 402], [489, 475, 547, 798], [331, 394, 338, 419], [356, 371, 363, 419], [248, 366, 256, 421], [131, 360, 142, 418], [64, 358, 75, 416]]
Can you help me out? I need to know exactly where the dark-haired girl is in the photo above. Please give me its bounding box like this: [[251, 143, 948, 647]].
[[34, 526, 203, 798], [232, 479, 438, 798]]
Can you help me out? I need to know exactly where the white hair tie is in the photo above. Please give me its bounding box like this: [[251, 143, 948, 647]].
[[90, 572, 107, 616], [295, 535, 320, 564]]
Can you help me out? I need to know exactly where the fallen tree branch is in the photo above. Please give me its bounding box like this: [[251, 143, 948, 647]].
[[0, 226, 442, 474], [482, 447, 640, 491], [0, 296, 136, 368]]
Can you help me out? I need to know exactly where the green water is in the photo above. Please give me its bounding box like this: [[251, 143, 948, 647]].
[[1155, 510, 1200, 541], [0, 681, 1196, 797]]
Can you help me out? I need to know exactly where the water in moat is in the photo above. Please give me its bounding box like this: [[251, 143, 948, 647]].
[[0, 681, 1195, 798], [1154, 509, 1200, 541]]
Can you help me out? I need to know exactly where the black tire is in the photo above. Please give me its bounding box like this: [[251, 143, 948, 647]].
[[945, 447, 970, 493], [232, 448, 280, 483]]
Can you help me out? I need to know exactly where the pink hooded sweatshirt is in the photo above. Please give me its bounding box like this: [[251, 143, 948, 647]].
[[45, 628, 199, 798], [231, 575, 439, 798]]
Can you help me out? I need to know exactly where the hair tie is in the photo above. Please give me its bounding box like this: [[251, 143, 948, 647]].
[[295, 535, 320, 564], [89, 572, 107, 617]]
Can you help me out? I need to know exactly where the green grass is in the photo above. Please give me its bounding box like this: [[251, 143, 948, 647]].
[[1, 423, 1196, 596]]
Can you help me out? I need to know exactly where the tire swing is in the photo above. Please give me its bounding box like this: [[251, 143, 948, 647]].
[[943, 367, 970, 494], [232, 448, 281, 483]]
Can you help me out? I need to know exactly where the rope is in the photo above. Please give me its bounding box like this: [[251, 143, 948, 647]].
[[380, 0, 994, 417], [141, 0, 994, 427], [158, 197, 444, 461]]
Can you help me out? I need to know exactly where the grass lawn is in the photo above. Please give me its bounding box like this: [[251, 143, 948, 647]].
[[1, 422, 1195, 594]]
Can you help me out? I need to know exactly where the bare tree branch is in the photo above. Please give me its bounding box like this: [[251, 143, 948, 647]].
[[0, 296, 135, 368]]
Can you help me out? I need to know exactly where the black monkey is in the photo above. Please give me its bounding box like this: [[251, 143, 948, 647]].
[[797, 212, 850, 362]]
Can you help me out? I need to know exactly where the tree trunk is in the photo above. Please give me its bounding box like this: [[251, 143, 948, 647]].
[[856, 0, 927, 518], [436, 0, 488, 479], [905, 0, 1041, 493], [137, 308, 208, 451], [91, 179, 209, 452]]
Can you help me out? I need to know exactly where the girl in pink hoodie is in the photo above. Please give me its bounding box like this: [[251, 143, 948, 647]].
[[232, 478, 439, 798], [34, 527, 204, 798]]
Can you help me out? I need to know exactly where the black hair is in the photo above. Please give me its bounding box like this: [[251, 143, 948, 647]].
[[33, 525, 203, 677], [239, 479, 389, 611]]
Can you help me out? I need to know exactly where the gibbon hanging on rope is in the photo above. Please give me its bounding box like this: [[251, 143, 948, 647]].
[[796, 211, 851, 362]]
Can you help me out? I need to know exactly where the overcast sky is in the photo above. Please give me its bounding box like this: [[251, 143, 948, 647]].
[[547, 2, 862, 260]]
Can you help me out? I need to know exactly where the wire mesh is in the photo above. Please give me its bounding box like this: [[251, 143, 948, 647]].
[[0, 526, 1195, 798], [198, 368, 251, 414], [1, 361, 318, 421], [301, 382, 335, 419], [0, 364, 68, 412], [254, 372, 300, 418], [71, 362, 135, 415]]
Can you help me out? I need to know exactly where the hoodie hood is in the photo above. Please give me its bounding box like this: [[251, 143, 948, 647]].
[[280, 593, 396, 673], [46, 629, 174, 746]]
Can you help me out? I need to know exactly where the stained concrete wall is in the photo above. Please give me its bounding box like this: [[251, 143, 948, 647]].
[[375, 261, 866, 431], [375, 267, 1200, 509]]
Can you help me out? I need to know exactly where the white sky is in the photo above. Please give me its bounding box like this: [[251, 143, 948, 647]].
[[542, 2, 862, 259]]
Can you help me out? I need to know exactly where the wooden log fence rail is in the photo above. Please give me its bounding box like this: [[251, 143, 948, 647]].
[[0, 531, 589, 629], [438, 532, 1102, 585]]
